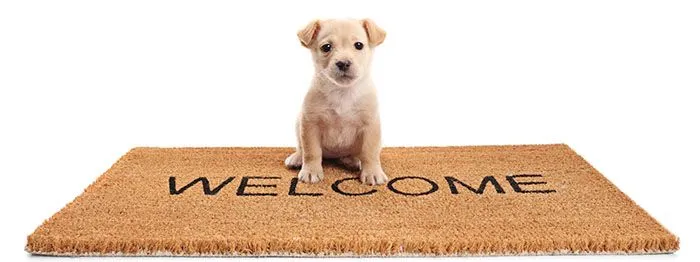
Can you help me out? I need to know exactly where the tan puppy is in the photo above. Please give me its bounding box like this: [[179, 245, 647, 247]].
[[285, 18, 388, 185]]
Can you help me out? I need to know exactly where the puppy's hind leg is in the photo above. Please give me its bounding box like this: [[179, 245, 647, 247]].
[[284, 119, 304, 169], [285, 118, 303, 169], [338, 156, 361, 171], [285, 151, 303, 169]]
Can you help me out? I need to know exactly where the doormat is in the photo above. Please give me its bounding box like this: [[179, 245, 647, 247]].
[[26, 144, 678, 256]]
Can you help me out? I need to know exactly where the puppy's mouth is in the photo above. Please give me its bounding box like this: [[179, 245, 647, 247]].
[[323, 71, 358, 87], [335, 74, 356, 84]]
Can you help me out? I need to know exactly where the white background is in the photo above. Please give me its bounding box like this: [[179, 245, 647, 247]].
[[1, 0, 698, 261]]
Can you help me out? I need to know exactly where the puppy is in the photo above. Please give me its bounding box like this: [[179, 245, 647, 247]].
[[285, 18, 388, 185]]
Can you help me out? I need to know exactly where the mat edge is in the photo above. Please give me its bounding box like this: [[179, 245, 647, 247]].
[[26, 233, 680, 258], [27, 249, 679, 257]]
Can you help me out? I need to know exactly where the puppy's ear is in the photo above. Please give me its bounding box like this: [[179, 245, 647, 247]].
[[297, 20, 320, 48], [362, 19, 386, 47]]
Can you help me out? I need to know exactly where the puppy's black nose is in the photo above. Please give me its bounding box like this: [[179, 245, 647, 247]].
[[335, 60, 351, 71]]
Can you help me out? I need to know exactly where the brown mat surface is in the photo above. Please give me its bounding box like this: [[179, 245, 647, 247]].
[[26, 144, 678, 256]]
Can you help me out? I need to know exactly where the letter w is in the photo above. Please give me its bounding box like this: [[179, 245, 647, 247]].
[[445, 176, 505, 194], [169, 177, 235, 195]]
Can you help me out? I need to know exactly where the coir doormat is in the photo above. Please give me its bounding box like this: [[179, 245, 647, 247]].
[[26, 144, 678, 256]]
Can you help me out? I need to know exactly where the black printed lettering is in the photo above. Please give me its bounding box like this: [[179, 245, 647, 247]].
[[169, 176, 234, 195], [506, 174, 556, 194], [288, 178, 323, 196], [387, 176, 438, 196], [331, 177, 377, 196], [236, 176, 281, 196], [445, 176, 505, 194]]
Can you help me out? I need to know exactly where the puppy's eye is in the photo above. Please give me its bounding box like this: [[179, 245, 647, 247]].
[[320, 44, 332, 53], [354, 42, 364, 50]]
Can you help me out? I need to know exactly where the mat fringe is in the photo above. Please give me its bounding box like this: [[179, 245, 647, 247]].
[[26, 235, 679, 257]]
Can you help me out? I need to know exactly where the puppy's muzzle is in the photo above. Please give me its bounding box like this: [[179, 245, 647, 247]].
[[335, 60, 352, 72]]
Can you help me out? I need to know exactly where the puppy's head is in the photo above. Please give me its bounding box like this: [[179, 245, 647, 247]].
[[298, 18, 386, 87]]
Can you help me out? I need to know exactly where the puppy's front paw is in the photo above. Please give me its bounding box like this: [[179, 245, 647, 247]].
[[360, 167, 388, 185], [298, 165, 324, 183]]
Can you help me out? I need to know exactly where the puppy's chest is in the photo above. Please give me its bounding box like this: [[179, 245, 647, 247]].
[[317, 100, 366, 151], [317, 92, 366, 126], [321, 104, 364, 126], [319, 107, 363, 154]]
